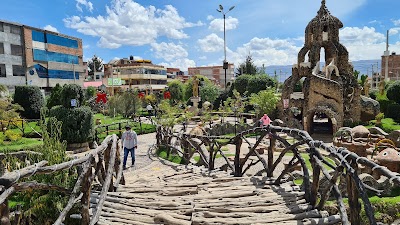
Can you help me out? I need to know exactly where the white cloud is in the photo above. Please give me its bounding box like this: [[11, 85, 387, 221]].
[[207, 15, 214, 21], [64, 0, 203, 48], [393, 19, 400, 26], [150, 42, 188, 62], [159, 58, 196, 71], [389, 28, 400, 36], [209, 16, 239, 32], [197, 33, 224, 53], [228, 37, 301, 67], [340, 27, 385, 45], [198, 56, 207, 60], [76, 0, 93, 12], [43, 25, 58, 33]]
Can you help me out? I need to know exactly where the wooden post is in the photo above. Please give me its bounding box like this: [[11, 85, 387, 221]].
[[267, 135, 276, 177], [106, 125, 109, 136], [81, 159, 93, 225], [0, 191, 10, 225], [310, 155, 321, 208], [234, 138, 242, 177], [347, 160, 361, 225], [118, 123, 122, 138]]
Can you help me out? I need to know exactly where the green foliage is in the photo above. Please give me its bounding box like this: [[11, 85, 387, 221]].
[[85, 86, 96, 100], [87, 55, 104, 81], [235, 54, 258, 76], [386, 81, 400, 104], [200, 83, 220, 104], [360, 74, 368, 87], [353, 70, 360, 80], [156, 146, 185, 164], [367, 118, 400, 133], [249, 88, 279, 118], [4, 130, 22, 142], [386, 104, 400, 122], [0, 99, 22, 121], [60, 84, 84, 108], [14, 86, 44, 119], [156, 100, 184, 129], [184, 75, 212, 100], [50, 106, 94, 143], [144, 94, 157, 106], [5, 116, 77, 224], [233, 74, 275, 96], [46, 83, 63, 109], [375, 112, 385, 121], [168, 80, 185, 104], [108, 89, 142, 118]]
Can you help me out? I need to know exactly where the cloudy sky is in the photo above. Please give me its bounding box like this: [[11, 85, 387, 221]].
[[2, 0, 400, 71]]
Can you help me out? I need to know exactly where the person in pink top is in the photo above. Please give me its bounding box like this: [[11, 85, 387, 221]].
[[260, 114, 271, 126]]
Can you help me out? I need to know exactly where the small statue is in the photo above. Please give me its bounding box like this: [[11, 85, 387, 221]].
[[193, 76, 199, 97], [363, 79, 370, 96], [379, 79, 385, 96]]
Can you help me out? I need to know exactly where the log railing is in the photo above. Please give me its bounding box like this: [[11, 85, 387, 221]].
[[0, 134, 124, 225], [156, 124, 400, 225]]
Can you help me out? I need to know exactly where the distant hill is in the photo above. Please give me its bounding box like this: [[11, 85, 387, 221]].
[[265, 59, 381, 83]]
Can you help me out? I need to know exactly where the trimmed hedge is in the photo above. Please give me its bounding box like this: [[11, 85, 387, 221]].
[[387, 81, 400, 104], [386, 103, 400, 123], [50, 106, 94, 143], [61, 84, 84, 108], [14, 86, 44, 119]]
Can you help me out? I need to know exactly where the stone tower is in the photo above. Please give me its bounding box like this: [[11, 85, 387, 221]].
[[279, 0, 377, 134]]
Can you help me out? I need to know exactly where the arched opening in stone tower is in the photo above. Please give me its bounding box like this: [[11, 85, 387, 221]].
[[309, 112, 333, 135], [320, 47, 326, 68]]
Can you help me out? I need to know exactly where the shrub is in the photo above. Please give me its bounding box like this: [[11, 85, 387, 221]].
[[387, 81, 400, 104], [50, 106, 94, 143], [4, 130, 22, 142], [233, 74, 276, 96], [85, 86, 96, 101], [46, 83, 63, 109], [386, 104, 400, 122], [168, 80, 185, 104], [60, 84, 84, 108], [14, 86, 44, 119]]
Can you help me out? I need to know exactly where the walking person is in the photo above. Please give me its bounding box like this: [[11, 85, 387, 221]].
[[260, 114, 271, 127], [121, 125, 137, 170]]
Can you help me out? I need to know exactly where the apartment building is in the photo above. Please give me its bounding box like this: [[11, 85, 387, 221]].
[[104, 57, 167, 95], [187, 64, 234, 89], [0, 20, 84, 91], [381, 52, 400, 82]]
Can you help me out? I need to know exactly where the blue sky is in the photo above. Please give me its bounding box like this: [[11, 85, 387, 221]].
[[2, 0, 400, 71]]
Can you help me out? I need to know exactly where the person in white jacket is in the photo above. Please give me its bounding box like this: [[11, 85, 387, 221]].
[[121, 125, 138, 170]]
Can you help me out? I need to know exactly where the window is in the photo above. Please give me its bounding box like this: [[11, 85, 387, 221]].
[[33, 49, 78, 64], [0, 23, 3, 32], [12, 65, 24, 76], [11, 45, 23, 56], [10, 25, 21, 35], [47, 34, 78, 48], [0, 43, 4, 54], [0, 64, 5, 77]]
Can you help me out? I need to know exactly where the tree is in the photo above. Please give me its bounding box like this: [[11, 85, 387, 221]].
[[87, 55, 104, 80], [108, 89, 142, 117], [200, 83, 220, 104], [168, 80, 185, 104], [235, 54, 258, 76], [233, 74, 276, 96], [387, 80, 400, 104], [14, 86, 44, 119], [47, 83, 63, 109], [184, 75, 213, 100], [249, 88, 279, 118], [60, 84, 84, 108], [0, 99, 22, 121]]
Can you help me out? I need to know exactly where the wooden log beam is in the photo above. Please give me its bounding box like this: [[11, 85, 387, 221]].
[[90, 134, 118, 225], [53, 155, 93, 225]]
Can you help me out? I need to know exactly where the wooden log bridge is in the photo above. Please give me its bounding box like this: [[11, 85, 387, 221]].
[[92, 165, 340, 225]]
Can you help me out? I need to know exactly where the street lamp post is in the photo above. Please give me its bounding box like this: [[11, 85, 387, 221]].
[[217, 4, 235, 91]]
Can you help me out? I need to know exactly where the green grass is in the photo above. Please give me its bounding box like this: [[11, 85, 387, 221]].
[[366, 118, 400, 133], [0, 137, 43, 152], [94, 113, 128, 125], [193, 153, 235, 163], [157, 147, 184, 164], [285, 152, 336, 171]]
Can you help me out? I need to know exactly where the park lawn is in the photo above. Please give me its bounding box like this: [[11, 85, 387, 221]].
[[366, 118, 400, 133], [0, 137, 43, 152], [94, 113, 128, 125]]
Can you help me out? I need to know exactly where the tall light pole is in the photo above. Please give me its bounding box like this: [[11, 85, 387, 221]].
[[217, 4, 235, 91]]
